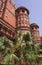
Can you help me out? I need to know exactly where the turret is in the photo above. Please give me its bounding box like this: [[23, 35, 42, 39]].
[[30, 23, 40, 43], [15, 6, 30, 34]]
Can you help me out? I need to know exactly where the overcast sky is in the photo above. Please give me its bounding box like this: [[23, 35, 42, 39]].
[[14, 0, 42, 36]]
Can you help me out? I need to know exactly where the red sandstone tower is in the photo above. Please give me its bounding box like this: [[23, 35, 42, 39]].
[[30, 23, 41, 43], [0, 0, 16, 27], [15, 7, 30, 34], [0, 0, 16, 41]]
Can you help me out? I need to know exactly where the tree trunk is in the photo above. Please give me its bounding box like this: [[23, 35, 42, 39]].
[[21, 60, 26, 65], [26, 61, 31, 65]]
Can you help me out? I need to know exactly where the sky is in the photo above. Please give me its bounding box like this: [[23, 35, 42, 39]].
[[13, 0, 42, 36]]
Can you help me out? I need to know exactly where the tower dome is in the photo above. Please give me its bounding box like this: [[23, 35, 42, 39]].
[[30, 23, 39, 28]]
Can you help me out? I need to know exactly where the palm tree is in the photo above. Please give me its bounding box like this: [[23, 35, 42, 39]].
[[0, 36, 19, 64], [0, 31, 40, 65], [22, 32, 40, 65]]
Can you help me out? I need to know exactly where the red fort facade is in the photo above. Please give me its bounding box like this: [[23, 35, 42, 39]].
[[0, 0, 42, 43]]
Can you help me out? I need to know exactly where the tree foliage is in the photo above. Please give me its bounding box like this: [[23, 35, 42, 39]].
[[0, 31, 40, 65]]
